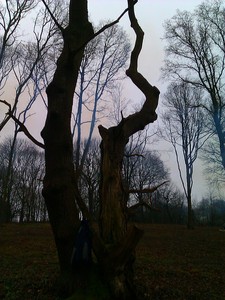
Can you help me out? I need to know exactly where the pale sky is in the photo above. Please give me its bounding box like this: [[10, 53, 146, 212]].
[[88, 0, 204, 88], [88, 0, 212, 201], [1, 0, 219, 201]]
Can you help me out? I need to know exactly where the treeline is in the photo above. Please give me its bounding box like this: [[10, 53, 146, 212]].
[[0, 138, 46, 223], [1, 136, 224, 226], [132, 197, 225, 226]]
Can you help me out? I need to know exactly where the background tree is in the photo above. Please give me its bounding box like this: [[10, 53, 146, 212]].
[[162, 0, 225, 176], [12, 140, 45, 222], [0, 1, 35, 93], [161, 81, 207, 228], [76, 138, 100, 216], [73, 22, 130, 173], [159, 183, 186, 224], [0, 138, 45, 222], [123, 130, 151, 188], [0, 0, 58, 133], [124, 143, 169, 219], [0, 137, 17, 222], [0, 0, 60, 221], [200, 135, 225, 188], [195, 195, 225, 226]]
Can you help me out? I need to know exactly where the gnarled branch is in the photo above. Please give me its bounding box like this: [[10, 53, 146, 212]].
[[122, 0, 160, 138]]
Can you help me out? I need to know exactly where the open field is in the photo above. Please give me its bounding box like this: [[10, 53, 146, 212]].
[[0, 223, 224, 299]]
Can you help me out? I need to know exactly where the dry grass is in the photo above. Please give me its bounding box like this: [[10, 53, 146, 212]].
[[135, 224, 225, 299], [0, 223, 224, 299], [0, 223, 58, 300]]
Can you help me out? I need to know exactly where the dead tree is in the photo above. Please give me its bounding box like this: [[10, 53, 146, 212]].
[[97, 0, 159, 297]]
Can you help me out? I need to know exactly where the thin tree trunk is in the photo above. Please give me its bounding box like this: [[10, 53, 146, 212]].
[[213, 111, 225, 169], [187, 193, 194, 229], [186, 163, 194, 229]]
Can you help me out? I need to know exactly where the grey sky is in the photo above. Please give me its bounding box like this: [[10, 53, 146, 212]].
[[88, 0, 211, 201], [1, 0, 217, 201]]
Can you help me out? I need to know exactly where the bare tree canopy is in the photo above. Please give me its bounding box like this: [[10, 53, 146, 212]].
[[162, 0, 225, 171], [161, 81, 208, 228], [73, 22, 130, 173]]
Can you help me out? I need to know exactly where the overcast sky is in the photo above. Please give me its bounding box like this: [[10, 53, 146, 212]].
[[1, 0, 219, 201], [88, 0, 214, 201], [88, 0, 204, 88]]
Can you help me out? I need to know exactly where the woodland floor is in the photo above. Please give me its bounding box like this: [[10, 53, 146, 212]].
[[0, 223, 224, 300]]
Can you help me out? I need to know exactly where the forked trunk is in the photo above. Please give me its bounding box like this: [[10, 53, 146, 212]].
[[41, 0, 159, 298]]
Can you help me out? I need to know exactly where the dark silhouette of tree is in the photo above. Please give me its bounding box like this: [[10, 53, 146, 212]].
[[200, 135, 225, 188], [160, 183, 185, 224], [40, 0, 159, 298], [124, 143, 169, 218]]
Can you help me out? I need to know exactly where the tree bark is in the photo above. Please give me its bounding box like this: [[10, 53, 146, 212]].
[[99, 125, 129, 244], [41, 0, 93, 284]]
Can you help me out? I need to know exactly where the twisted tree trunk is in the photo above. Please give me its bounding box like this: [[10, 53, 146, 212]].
[[97, 0, 160, 297]]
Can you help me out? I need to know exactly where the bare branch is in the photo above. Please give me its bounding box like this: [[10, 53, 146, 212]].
[[92, 1, 137, 40], [128, 181, 168, 194], [41, 0, 64, 32], [0, 99, 11, 110], [120, 0, 159, 138], [74, 0, 138, 54], [11, 114, 45, 149], [0, 100, 12, 131], [0, 99, 44, 148]]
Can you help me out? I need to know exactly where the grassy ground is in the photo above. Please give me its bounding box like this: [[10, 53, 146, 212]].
[[0, 223, 224, 300]]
